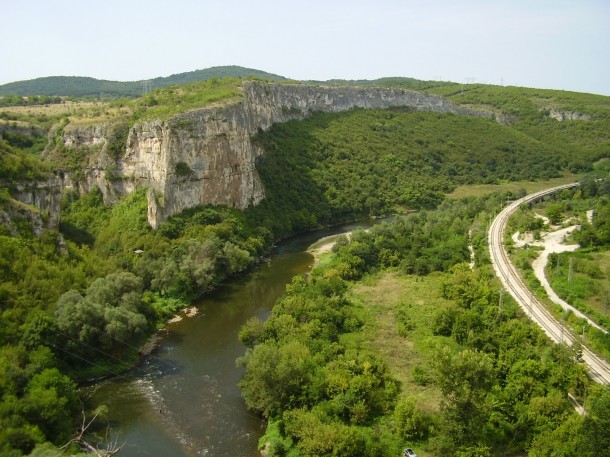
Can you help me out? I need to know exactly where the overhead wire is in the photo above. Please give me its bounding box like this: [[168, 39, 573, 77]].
[[48, 318, 218, 386], [42, 338, 134, 384], [47, 326, 184, 383], [43, 324, 265, 424], [43, 337, 264, 452]]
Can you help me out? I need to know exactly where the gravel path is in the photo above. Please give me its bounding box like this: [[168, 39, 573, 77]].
[[513, 223, 607, 332]]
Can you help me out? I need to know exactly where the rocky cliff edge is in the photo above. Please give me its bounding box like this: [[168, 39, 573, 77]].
[[51, 81, 491, 228]]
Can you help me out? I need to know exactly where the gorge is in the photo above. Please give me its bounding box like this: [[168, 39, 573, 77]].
[[33, 81, 490, 229], [2, 72, 610, 457]]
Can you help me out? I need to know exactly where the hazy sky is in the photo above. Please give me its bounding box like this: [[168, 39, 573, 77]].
[[2, 0, 609, 95]]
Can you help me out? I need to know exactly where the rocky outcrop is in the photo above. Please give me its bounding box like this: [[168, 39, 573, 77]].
[[9, 177, 64, 231], [62, 123, 108, 147], [53, 82, 492, 227], [1, 170, 109, 233], [548, 109, 591, 122]]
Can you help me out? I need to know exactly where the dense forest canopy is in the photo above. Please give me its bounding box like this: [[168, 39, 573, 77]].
[[251, 107, 564, 237], [0, 73, 609, 455]]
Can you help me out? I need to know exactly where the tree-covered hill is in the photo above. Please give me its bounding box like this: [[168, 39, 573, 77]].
[[328, 79, 610, 171], [248, 105, 584, 237], [423, 83, 610, 169], [0, 65, 286, 98], [149, 65, 286, 89]]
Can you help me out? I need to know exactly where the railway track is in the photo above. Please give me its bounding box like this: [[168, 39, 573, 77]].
[[488, 183, 610, 384]]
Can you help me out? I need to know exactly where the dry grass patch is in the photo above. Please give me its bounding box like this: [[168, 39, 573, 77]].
[[349, 270, 457, 411], [0, 101, 136, 127], [447, 173, 580, 199], [0, 100, 101, 117]]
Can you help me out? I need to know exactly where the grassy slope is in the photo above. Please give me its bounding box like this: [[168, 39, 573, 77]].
[[347, 270, 471, 457], [546, 250, 610, 318]]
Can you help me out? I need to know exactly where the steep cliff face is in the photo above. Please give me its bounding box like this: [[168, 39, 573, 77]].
[[121, 112, 266, 228], [54, 82, 491, 227], [11, 177, 63, 230], [0, 176, 64, 236]]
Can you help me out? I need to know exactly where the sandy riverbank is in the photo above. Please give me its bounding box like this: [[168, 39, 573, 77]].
[[139, 306, 200, 355], [307, 232, 353, 261]]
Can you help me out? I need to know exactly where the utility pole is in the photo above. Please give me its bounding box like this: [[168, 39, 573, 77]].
[[568, 257, 574, 289], [560, 309, 569, 344]]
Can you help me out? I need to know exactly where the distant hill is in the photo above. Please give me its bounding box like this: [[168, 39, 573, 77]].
[[0, 66, 287, 98]]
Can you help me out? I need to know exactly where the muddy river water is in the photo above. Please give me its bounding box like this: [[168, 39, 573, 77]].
[[84, 219, 386, 456]]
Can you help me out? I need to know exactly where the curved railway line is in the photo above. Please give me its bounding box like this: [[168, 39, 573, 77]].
[[488, 183, 610, 384]]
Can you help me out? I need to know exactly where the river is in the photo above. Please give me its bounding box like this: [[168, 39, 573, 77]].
[[83, 219, 386, 456]]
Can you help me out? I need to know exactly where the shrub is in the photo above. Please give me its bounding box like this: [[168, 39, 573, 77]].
[[175, 161, 192, 177], [0, 187, 10, 204], [106, 121, 130, 159]]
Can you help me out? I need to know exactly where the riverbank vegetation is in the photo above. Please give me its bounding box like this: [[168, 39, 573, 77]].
[[239, 194, 609, 456], [1, 76, 610, 455]]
